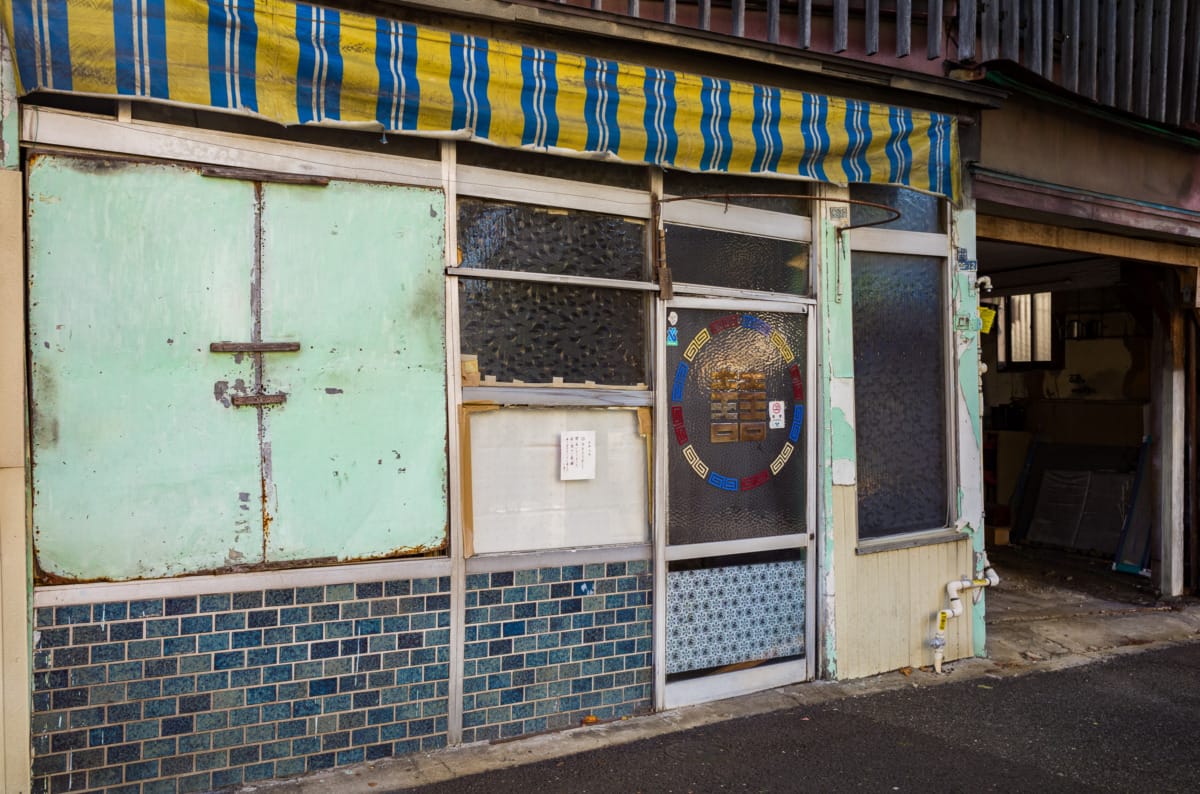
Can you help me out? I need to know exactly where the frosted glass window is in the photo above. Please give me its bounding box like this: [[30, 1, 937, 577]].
[[850, 184, 943, 233], [458, 199, 645, 281], [665, 225, 810, 294], [459, 279, 648, 385], [852, 252, 948, 538]]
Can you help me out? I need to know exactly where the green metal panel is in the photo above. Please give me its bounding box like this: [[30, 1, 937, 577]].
[[260, 180, 447, 562], [28, 156, 262, 580]]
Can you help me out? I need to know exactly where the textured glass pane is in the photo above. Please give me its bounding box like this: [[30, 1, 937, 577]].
[[459, 279, 647, 385], [666, 557, 805, 674], [850, 184, 943, 232], [458, 200, 645, 280], [1033, 292, 1053, 361], [664, 171, 812, 214], [665, 225, 809, 294], [852, 253, 948, 537], [667, 309, 808, 543]]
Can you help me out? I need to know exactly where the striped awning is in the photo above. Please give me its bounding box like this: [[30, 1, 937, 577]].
[[2, 0, 958, 198]]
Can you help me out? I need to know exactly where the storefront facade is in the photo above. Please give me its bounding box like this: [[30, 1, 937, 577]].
[[0, 1, 990, 790]]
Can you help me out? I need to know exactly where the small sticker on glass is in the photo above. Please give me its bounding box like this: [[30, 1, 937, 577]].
[[666, 327, 679, 346], [769, 400, 787, 430]]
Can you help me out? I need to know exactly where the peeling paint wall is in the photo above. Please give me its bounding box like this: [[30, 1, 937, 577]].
[[27, 156, 448, 582]]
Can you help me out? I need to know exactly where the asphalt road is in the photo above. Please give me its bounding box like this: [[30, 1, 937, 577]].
[[406, 643, 1200, 793]]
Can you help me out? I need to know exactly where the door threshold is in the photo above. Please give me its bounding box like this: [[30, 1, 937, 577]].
[[663, 658, 808, 709]]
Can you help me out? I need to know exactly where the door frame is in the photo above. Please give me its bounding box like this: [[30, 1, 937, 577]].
[[653, 293, 818, 709]]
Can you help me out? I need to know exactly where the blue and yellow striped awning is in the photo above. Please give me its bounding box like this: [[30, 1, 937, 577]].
[[2, 0, 958, 197]]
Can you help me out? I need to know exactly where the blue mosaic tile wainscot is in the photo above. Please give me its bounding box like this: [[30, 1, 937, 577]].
[[461, 560, 653, 742], [32, 576, 451, 793]]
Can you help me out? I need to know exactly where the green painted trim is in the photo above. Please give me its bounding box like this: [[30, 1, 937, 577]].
[[829, 406, 856, 464]]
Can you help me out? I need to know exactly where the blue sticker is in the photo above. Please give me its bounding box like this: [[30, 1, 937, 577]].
[[666, 327, 679, 346]]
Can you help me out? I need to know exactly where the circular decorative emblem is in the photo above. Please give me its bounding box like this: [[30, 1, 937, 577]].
[[670, 313, 804, 492]]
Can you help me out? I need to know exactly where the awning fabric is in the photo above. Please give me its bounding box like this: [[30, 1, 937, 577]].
[[3, 0, 958, 198]]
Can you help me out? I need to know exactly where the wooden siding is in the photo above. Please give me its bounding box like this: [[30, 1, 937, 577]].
[[831, 485, 973, 680]]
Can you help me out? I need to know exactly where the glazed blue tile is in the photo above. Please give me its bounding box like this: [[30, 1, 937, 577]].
[[53, 605, 91, 625], [309, 678, 336, 697], [230, 668, 262, 688], [411, 578, 438, 595], [215, 612, 245, 631], [339, 673, 367, 692], [326, 621, 353, 639], [323, 693, 352, 713], [248, 610, 279, 628], [349, 582, 382, 603], [325, 583, 354, 602], [383, 579, 412, 597], [295, 624, 323, 643], [261, 626, 293, 646], [232, 592, 263, 610], [279, 607, 310, 625], [197, 633, 230, 653], [232, 629, 263, 648]]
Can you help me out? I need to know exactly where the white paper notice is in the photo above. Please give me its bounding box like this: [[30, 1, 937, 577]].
[[560, 431, 597, 480], [769, 400, 787, 429]]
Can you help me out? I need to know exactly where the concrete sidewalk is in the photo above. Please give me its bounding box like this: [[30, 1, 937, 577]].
[[246, 556, 1200, 793]]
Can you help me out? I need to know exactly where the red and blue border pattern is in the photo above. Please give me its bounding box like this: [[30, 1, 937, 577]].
[[670, 313, 804, 493]]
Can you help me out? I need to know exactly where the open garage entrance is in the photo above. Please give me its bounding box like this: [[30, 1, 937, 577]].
[[976, 228, 1197, 600]]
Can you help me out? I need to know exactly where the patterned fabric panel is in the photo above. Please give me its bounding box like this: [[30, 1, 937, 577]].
[[666, 559, 805, 674]]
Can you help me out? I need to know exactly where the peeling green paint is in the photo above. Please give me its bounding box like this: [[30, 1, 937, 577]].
[[28, 158, 447, 581], [1, 29, 17, 170], [957, 342, 982, 448], [829, 406, 856, 464]]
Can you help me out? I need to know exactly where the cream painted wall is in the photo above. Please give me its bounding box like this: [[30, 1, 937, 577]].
[[830, 488, 974, 680], [0, 165, 31, 792]]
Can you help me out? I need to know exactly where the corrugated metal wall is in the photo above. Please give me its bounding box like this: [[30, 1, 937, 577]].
[[567, 0, 1200, 127]]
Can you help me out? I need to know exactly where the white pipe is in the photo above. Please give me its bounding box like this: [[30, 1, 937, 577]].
[[931, 557, 1000, 673]]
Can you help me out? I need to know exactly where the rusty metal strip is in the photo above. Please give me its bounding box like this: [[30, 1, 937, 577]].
[[201, 165, 329, 186], [210, 341, 301, 353], [231, 393, 288, 407]]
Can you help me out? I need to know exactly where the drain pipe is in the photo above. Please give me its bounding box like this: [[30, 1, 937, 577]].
[[931, 556, 1000, 673]]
